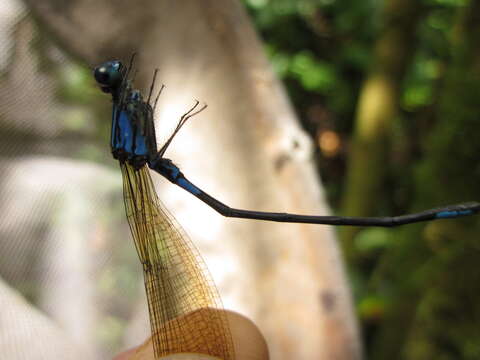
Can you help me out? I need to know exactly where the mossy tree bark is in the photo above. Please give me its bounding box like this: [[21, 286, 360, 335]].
[[339, 0, 424, 258], [371, 0, 480, 359]]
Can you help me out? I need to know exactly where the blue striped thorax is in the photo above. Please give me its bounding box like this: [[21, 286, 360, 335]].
[[94, 60, 158, 169], [111, 91, 150, 167]]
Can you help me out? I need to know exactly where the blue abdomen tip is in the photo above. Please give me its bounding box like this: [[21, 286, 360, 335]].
[[436, 209, 473, 219]]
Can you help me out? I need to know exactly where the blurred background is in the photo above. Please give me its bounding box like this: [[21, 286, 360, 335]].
[[0, 0, 479, 359]]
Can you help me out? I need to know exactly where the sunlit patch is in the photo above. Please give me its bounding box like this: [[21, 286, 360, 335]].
[[154, 97, 202, 146], [318, 130, 340, 157]]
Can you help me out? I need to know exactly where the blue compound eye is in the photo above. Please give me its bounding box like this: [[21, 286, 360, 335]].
[[94, 61, 123, 91]]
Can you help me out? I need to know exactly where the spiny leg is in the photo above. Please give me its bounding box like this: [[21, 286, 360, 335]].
[[174, 101, 207, 133], [123, 53, 137, 85], [118, 53, 137, 106], [147, 69, 159, 105], [153, 84, 166, 113], [131, 69, 139, 87], [157, 101, 207, 158]]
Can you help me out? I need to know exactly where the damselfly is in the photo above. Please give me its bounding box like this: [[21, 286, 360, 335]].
[[95, 57, 234, 359], [94, 56, 479, 358]]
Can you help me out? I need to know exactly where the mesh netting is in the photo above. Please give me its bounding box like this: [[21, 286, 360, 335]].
[[0, 1, 153, 358]]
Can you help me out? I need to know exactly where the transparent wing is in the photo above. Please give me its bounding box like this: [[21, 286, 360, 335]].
[[121, 163, 235, 359]]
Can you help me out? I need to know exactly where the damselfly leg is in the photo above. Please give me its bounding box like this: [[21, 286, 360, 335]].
[[157, 100, 207, 158]]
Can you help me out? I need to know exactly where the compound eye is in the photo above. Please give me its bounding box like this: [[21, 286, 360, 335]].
[[94, 66, 110, 84], [94, 61, 123, 88]]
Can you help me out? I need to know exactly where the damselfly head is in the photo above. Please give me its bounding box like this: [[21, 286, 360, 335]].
[[94, 60, 124, 93]]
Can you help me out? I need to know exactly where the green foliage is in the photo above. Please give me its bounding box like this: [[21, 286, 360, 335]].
[[354, 228, 392, 254], [358, 294, 387, 322], [58, 63, 99, 105], [423, 0, 469, 6], [272, 49, 337, 93], [402, 54, 440, 109]]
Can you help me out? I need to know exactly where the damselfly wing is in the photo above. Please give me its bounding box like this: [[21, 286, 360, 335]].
[[121, 163, 234, 359]]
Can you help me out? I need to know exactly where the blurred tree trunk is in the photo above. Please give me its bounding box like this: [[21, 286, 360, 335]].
[[24, 0, 362, 359], [371, 0, 480, 359], [340, 0, 424, 258]]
